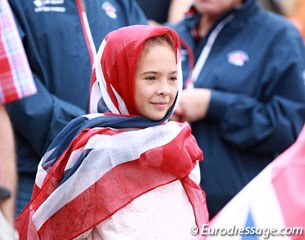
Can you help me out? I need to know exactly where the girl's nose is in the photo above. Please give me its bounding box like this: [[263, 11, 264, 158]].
[[156, 79, 171, 95]]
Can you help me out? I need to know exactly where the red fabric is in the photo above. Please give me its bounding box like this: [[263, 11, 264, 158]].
[[16, 123, 208, 240]]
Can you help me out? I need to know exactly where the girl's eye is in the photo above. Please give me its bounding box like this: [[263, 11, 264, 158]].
[[170, 76, 177, 81], [145, 76, 156, 80]]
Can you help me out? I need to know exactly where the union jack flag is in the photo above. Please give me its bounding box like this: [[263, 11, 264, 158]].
[[16, 114, 207, 239]]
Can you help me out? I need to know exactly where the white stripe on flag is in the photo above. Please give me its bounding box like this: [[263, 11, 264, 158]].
[[36, 148, 56, 188]]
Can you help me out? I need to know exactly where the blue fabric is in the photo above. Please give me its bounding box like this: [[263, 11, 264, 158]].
[[15, 174, 35, 216], [135, 0, 171, 23]]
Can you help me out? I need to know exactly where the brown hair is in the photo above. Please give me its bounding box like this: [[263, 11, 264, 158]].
[[142, 34, 177, 57]]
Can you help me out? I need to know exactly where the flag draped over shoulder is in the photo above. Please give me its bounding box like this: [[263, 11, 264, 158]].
[[205, 125, 305, 240], [16, 115, 206, 240], [15, 25, 208, 240]]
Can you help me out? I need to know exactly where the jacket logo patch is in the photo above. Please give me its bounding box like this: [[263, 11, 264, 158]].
[[227, 50, 249, 66], [33, 0, 65, 12], [102, 2, 117, 19]]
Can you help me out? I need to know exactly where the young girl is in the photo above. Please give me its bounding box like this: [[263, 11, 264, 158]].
[[15, 25, 208, 240]]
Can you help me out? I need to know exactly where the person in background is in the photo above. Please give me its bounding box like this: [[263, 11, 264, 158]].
[[15, 25, 208, 240], [136, 0, 193, 25], [168, 0, 305, 219], [6, 0, 147, 216], [0, 0, 37, 238]]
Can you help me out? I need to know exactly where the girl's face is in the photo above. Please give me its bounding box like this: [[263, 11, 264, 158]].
[[194, 0, 242, 16], [135, 42, 178, 120]]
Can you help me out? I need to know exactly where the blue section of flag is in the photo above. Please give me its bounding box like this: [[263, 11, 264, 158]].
[[60, 148, 93, 185], [242, 210, 259, 240]]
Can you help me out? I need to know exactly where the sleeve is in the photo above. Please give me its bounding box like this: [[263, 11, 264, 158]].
[[206, 28, 305, 155], [6, 67, 85, 158], [0, 0, 36, 104]]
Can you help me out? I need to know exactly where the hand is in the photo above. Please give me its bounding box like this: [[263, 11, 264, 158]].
[[173, 88, 211, 123]]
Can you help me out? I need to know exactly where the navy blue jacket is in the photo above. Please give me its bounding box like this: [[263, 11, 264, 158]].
[[168, 0, 305, 217], [7, 0, 147, 174]]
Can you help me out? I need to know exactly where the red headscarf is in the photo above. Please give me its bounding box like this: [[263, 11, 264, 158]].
[[89, 25, 182, 117]]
